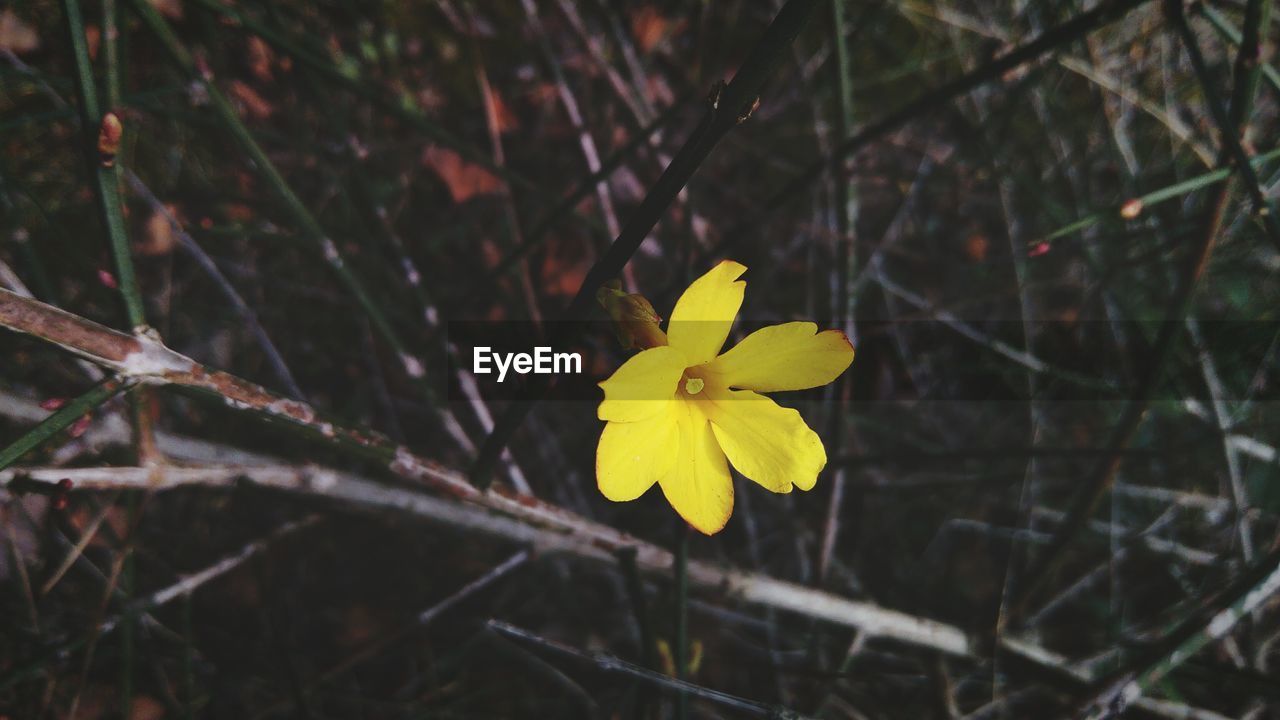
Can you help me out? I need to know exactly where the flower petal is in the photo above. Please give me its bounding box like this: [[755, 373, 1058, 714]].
[[705, 322, 854, 392], [597, 403, 679, 501], [703, 388, 826, 492], [598, 345, 687, 422], [658, 399, 733, 535], [667, 260, 747, 366]]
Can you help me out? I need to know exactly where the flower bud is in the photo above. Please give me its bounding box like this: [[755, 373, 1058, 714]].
[[97, 112, 123, 168], [597, 280, 667, 350]]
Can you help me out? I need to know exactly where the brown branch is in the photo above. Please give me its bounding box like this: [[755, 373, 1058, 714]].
[[0, 287, 971, 655]]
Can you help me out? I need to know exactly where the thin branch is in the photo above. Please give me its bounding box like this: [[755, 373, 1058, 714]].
[[60, 0, 146, 330], [472, 0, 827, 486], [0, 288, 973, 656], [726, 0, 1156, 243], [0, 377, 135, 471], [1174, 0, 1280, 247], [128, 0, 426, 385], [488, 619, 819, 719], [0, 516, 319, 692], [1187, 318, 1254, 561], [1079, 543, 1280, 719], [1008, 182, 1232, 624], [121, 171, 305, 400]]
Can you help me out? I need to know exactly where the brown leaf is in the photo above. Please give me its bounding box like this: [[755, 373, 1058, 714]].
[[129, 696, 165, 720], [66, 505, 128, 549], [84, 24, 100, 61], [630, 6, 668, 54], [148, 0, 183, 20], [247, 36, 274, 82], [540, 233, 589, 298], [336, 604, 385, 648], [137, 204, 180, 257], [228, 80, 274, 120], [485, 86, 519, 134], [421, 146, 501, 203], [0, 10, 39, 54], [964, 232, 989, 262]]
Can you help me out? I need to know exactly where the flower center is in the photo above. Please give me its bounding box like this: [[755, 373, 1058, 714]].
[[684, 377, 705, 395]]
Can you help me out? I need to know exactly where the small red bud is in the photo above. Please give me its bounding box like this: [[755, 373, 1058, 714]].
[[40, 397, 68, 411], [1028, 242, 1051, 258], [97, 268, 118, 289], [1120, 198, 1144, 220], [68, 415, 92, 439], [97, 112, 123, 167]]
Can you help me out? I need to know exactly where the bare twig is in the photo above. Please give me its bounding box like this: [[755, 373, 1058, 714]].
[[0, 288, 973, 656], [488, 619, 818, 719]]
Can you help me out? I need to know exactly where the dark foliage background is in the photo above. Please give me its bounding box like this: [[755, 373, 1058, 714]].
[[2, 0, 1279, 717]]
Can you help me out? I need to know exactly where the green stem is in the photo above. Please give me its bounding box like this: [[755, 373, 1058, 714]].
[[1199, 4, 1280, 97], [183, 594, 195, 720], [1227, 0, 1275, 128], [0, 377, 135, 471], [1176, 0, 1280, 247], [470, 0, 823, 486], [1042, 146, 1280, 243], [674, 523, 690, 720], [742, 0, 1155, 237], [129, 0, 414, 376], [121, 540, 135, 720], [62, 0, 146, 330], [831, 0, 859, 328], [104, 0, 122, 109], [183, 0, 540, 198]]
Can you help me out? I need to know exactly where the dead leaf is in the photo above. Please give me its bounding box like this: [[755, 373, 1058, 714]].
[[337, 604, 385, 648], [84, 24, 100, 60], [485, 86, 519, 134], [229, 80, 273, 120], [630, 6, 668, 54], [0, 10, 39, 54], [129, 696, 165, 720], [964, 232, 989, 262], [247, 36, 274, 82], [66, 505, 128, 549], [223, 203, 255, 223], [421, 146, 501, 203], [540, 233, 589, 298], [137, 204, 180, 256], [148, 0, 183, 20], [0, 498, 46, 583]]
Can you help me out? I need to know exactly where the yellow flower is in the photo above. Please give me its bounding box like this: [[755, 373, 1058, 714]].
[[595, 261, 855, 534]]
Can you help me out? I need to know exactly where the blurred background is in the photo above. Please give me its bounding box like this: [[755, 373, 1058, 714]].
[[2, 0, 1279, 717]]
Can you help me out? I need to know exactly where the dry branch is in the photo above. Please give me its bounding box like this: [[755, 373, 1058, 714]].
[[0, 287, 971, 656]]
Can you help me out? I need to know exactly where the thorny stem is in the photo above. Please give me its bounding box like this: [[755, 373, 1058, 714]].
[[0, 287, 974, 658]]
